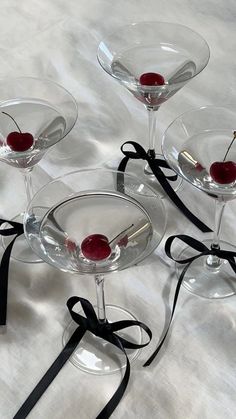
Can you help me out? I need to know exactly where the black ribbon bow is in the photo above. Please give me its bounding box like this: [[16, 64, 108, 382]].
[[144, 234, 236, 366], [117, 141, 212, 233], [0, 219, 24, 325], [14, 296, 152, 419]]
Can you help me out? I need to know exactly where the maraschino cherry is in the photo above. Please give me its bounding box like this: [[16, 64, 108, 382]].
[[81, 224, 134, 262], [195, 162, 205, 172], [3, 111, 34, 152], [81, 234, 111, 261], [139, 72, 165, 86], [117, 235, 128, 247], [210, 131, 236, 184], [65, 238, 77, 252]]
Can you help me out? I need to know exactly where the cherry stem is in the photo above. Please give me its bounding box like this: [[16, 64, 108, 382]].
[[223, 131, 236, 162], [2, 111, 22, 133], [108, 223, 134, 245]]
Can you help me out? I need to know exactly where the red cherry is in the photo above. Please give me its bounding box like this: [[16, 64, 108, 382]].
[[210, 161, 236, 184], [7, 131, 34, 152], [81, 234, 111, 261], [195, 162, 205, 172], [117, 235, 128, 247], [65, 238, 77, 252], [139, 72, 165, 86]]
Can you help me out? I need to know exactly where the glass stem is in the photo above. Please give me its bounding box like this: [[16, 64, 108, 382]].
[[206, 197, 225, 268], [20, 168, 34, 207], [95, 274, 106, 323], [147, 106, 159, 158]]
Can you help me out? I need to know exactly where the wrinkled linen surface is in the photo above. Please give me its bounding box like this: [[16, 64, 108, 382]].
[[0, 1, 236, 418]]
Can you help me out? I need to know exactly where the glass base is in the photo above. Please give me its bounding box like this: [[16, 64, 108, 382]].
[[177, 239, 236, 299], [2, 213, 42, 264], [105, 153, 182, 198], [62, 304, 142, 375]]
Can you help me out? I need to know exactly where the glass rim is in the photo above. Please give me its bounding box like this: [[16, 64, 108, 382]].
[[0, 75, 78, 114], [97, 20, 210, 88], [25, 167, 166, 209]]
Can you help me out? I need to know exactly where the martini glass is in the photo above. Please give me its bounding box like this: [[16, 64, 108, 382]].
[[162, 105, 236, 299], [24, 168, 166, 374], [97, 21, 210, 193], [0, 77, 78, 263]]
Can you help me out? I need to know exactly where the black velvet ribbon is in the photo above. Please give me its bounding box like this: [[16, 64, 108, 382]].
[[0, 219, 24, 325], [14, 296, 152, 419], [143, 234, 236, 366], [117, 141, 212, 233]]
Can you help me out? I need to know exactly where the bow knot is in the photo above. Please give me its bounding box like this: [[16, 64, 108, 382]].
[[120, 141, 176, 178], [165, 234, 236, 274], [118, 141, 212, 233], [95, 320, 112, 337], [67, 295, 152, 346]]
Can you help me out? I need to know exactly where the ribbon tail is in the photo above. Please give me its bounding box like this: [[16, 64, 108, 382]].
[[13, 326, 87, 419], [148, 159, 212, 233], [0, 234, 19, 325], [0, 220, 24, 325], [117, 156, 129, 194], [143, 263, 188, 367], [152, 158, 178, 181], [96, 335, 130, 419], [227, 258, 236, 275]]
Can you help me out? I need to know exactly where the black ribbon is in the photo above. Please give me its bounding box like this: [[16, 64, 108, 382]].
[[144, 234, 236, 366], [0, 219, 24, 325], [14, 296, 152, 419], [117, 141, 212, 233]]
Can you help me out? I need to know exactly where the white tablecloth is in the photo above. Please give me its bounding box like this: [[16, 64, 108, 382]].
[[0, 1, 236, 418]]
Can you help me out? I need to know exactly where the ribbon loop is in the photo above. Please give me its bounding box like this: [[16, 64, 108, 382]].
[[0, 218, 24, 230], [0, 219, 24, 237], [165, 234, 209, 264], [121, 141, 149, 160]]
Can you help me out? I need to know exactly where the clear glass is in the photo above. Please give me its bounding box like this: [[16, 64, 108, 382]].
[[98, 22, 210, 194], [0, 77, 78, 263], [162, 105, 236, 298], [24, 168, 166, 374]]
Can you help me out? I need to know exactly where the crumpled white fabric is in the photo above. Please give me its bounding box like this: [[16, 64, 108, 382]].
[[0, 1, 236, 418]]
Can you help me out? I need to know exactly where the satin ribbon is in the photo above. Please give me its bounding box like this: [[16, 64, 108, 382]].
[[14, 296, 152, 419], [117, 141, 212, 233], [144, 234, 236, 366], [0, 219, 24, 325]]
